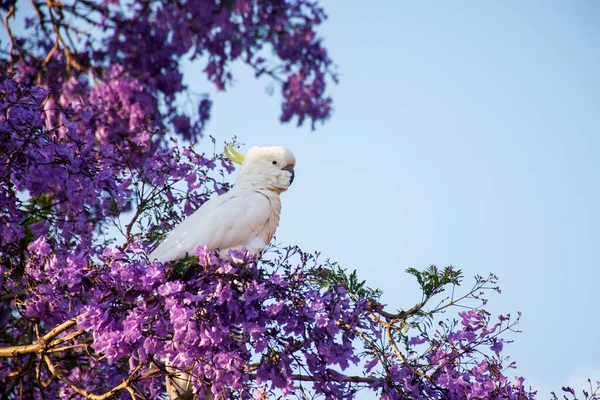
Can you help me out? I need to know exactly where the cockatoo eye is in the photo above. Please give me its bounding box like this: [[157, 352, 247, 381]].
[[272, 160, 277, 165]]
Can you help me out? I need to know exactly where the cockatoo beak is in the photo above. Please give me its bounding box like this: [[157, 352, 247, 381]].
[[282, 165, 295, 185], [224, 144, 245, 164]]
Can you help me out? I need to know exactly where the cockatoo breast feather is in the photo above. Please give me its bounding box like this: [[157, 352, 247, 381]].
[[150, 187, 281, 262]]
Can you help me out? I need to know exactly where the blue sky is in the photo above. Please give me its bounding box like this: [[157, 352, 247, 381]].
[[186, 1, 600, 397]]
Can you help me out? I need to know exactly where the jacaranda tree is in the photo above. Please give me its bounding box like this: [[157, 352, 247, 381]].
[[1, 1, 598, 399]]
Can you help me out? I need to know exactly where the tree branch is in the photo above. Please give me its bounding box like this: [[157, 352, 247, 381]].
[[0, 318, 78, 357], [288, 374, 376, 384], [2, 4, 23, 71], [0, 290, 26, 302], [385, 326, 429, 379], [44, 357, 147, 400], [372, 301, 424, 321]]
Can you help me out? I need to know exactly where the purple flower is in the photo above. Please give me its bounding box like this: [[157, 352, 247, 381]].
[[27, 236, 52, 256], [491, 338, 504, 354]]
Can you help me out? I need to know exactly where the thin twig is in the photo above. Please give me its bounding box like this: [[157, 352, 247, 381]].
[[49, 328, 85, 347], [2, 4, 23, 71], [284, 373, 376, 384], [45, 343, 89, 353]]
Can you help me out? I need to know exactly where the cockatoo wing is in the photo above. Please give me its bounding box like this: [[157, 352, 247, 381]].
[[150, 189, 275, 262]]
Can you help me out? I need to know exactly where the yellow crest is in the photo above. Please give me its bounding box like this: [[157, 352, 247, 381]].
[[224, 143, 245, 165]]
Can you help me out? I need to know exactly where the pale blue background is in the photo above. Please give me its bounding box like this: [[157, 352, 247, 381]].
[[3, 1, 599, 397], [183, 1, 600, 397]]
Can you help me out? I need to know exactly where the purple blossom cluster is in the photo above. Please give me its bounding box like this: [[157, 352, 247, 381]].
[[71, 245, 370, 399], [0, 74, 126, 251], [389, 309, 532, 399], [5, 0, 335, 141]]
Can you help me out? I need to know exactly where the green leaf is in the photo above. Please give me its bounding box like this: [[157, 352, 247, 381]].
[[406, 265, 463, 298]]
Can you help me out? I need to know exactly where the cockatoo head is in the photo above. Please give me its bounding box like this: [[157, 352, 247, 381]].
[[225, 145, 296, 192]]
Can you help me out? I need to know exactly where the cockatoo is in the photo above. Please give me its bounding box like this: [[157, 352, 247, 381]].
[[149, 144, 296, 400], [151, 144, 295, 262]]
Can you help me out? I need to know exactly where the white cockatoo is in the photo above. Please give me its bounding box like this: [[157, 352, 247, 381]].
[[151, 144, 295, 263], [149, 144, 296, 400]]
